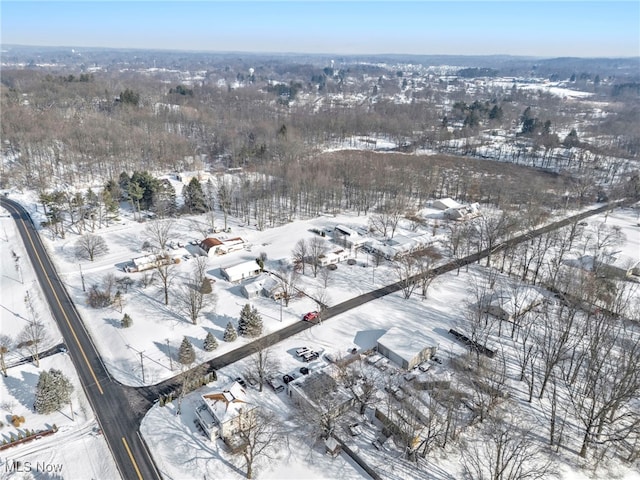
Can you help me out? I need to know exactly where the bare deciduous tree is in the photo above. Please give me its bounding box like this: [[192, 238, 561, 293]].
[[461, 414, 555, 480], [394, 254, 419, 299], [244, 340, 280, 393], [237, 410, 282, 479], [291, 239, 308, 275], [75, 233, 109, 261], [144, 219, 174, 252], [0, 335, 12, 377], [307, 236, 328, 278]]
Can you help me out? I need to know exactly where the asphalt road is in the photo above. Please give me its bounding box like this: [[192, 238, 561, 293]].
[[4, 193, 635, 479], [1, 197, 162, 480]]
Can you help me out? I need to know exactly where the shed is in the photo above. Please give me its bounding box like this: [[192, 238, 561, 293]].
[[376, 326, 437, 370], [221, 260, 262, 283], [324, 436, 341, 457]]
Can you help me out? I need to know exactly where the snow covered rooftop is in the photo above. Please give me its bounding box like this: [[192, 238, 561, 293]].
[[376, 326, 437, 363], [202, 381, 252, 424]]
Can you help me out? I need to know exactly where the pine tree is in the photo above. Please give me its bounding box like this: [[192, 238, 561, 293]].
[[223, 322, 237, 342], [121, 313, 133, 328], [203, 332, 218, 351], [182, 177, 207, 214], [34, 369, 74, 414], [178, 337, 195, 366], [248, 306, 264, 337], [238, 304, 252, 337], [239, 304, 263, 338]]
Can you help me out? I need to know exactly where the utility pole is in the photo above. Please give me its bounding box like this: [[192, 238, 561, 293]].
[[166, 339, 173, 371], [79, 263, 86, 292], [140, 351, 145, 383]]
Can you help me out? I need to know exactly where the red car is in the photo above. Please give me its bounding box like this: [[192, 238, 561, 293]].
[[303, 311, 319, 322]]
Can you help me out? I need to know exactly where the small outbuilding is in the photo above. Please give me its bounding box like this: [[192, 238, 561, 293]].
[[376, 326, 437, 370]]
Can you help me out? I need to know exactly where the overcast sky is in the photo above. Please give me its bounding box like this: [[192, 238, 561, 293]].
[[2, 1, 638, 58]]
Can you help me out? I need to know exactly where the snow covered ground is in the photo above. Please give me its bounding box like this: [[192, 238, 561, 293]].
[[0, 204, 120, 480], [2, 189, 639, 480]]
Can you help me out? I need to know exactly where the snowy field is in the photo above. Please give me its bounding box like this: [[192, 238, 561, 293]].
[[0, 205, 120, 480], [2, 190, 639, 480]]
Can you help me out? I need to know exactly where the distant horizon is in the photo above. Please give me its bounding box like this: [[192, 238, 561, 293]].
[[3, 43, 639, 61], [2, 2, 639, 58]]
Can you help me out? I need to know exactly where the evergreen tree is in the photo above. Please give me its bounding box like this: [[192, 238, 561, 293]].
[[248, 306, 264, 337], [563, 128, 580, 148], [203, 332, 218, 351], [152, 179, 177, 218], [239, 304, 263, 338], [223, 322, 238, 342], [238, 303, 252, 336], [34, 369, 74, 414], [178, 337, 195, 366], [182, 177, 207, 214], [121, 313, 133, 328]]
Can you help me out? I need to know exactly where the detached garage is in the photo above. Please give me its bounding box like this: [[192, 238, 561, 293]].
[[376, 326, 437, 370]]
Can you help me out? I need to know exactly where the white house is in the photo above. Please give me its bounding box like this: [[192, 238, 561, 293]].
[[376, 326, 438, 370], [127, 253, 173, 273], [200, 236, 246, 256], [364, 233, 433, 260], [432, 198, 461, 211], [240, 274, 268, 299], [318, 248, 350, 267], [194, 381, 256, 450], [333, 225, 368, 249], [444, 203, 480, 221], [221, 260, 262, 283]]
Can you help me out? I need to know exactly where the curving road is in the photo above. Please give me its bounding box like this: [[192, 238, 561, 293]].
[[4, 193, 635, 479], [1, 197, 162, 480]]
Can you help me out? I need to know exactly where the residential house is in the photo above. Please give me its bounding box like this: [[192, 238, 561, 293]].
[[317, 248, 350, 267], [240, 274, 268, 299], [287, 365, 354, 418], [200, 236, 246, 256], [376, 326, 438, 370], [333, 225, 368, 249], [221, 260, 262, 283], [194, 381, 257, 451], [126, 253, 173, 273], [443, 203, 480, 221], [364, 233, 433, 260], [432, 198, 461, 211]]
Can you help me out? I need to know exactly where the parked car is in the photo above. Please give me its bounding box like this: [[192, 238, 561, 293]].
[[283, 374, 295, 384], [234, 377, 247, 388], [296, 346, 312, 357], [303, 311, 319, 322], [302, 351, 319, 362], [299, 367, 310, 375], [266, 377, 285, 393]]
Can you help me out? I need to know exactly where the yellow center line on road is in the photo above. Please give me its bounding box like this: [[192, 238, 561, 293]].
[[10, 203, 104, 395], [122, 437, 144, 480]]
